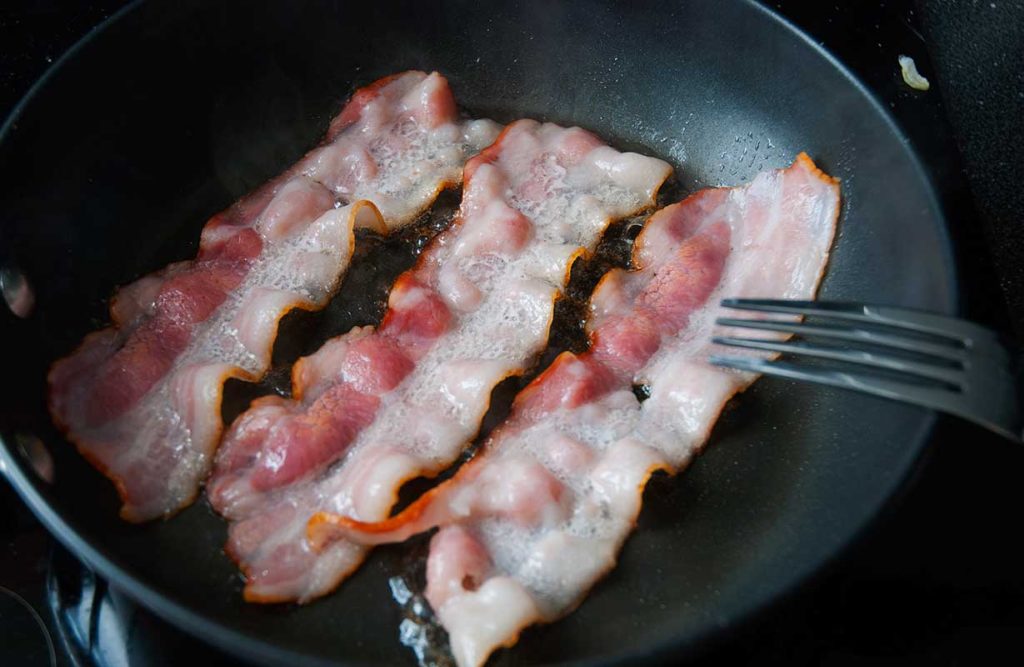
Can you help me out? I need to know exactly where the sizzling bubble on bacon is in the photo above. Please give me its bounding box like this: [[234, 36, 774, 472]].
[[210, 120, 672, 603], [309, 154, 840, 667], [48, 71, 500, 521]]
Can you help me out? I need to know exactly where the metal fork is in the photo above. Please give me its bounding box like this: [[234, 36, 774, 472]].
[[709, 299, 1022, 443]]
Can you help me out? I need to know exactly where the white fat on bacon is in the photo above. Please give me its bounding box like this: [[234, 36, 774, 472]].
[[48, 71, 499, 521], [212, 120, 672, 603], [309, 154, 840, 667]]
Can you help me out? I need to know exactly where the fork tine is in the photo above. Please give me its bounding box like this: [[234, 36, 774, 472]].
[[720, 299, 992, 345], [715, 317, 967, 363], [712, 336, 965, 388], [709, 354, 964, 416]]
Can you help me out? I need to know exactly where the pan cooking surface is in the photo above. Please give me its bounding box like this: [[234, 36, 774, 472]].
[[0, 1, 956, 665]]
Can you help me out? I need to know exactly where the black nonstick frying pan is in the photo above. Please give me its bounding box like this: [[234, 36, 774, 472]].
[[0, 0, 958, 665]]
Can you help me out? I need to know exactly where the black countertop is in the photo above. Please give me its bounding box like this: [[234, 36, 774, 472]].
[[2, 1, 1022, 665]]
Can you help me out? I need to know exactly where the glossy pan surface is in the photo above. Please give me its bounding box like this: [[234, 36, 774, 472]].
[[0, 1, 956, 664]]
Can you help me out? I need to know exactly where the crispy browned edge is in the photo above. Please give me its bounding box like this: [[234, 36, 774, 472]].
[[307, 153, 842, 649], [244, 122, 672, 604], [46, 201, 384, 522], [301, 122, 674, 575], [45, 70, 456, 523]]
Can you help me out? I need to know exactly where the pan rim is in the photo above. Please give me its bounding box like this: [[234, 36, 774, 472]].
[[0, 0, 960, 665]]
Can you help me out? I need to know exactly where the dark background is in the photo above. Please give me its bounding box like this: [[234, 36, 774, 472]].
[[1, 1, 1022, 665]]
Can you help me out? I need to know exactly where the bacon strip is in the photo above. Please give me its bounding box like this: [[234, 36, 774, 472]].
[[210, 120, 672, 603], [309, 154, 840, 667], [48, 71, 500, 522]]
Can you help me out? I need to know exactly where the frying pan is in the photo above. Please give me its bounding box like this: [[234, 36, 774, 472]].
[[0, 0, 957, 664]]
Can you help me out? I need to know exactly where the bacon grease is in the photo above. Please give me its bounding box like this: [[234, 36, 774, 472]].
[[48, 71, 500, 521], [311, 154, 840, 667], [212, 120, 672, 604]]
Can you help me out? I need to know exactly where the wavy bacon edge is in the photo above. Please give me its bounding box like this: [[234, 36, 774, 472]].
[[48, 201, 385, 522], [48, 69, 494, 522], [307, 151, 839, 549], [303, 153, 839, 664], [225, 121, 672, 603], [228, 259, 583, 603]]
